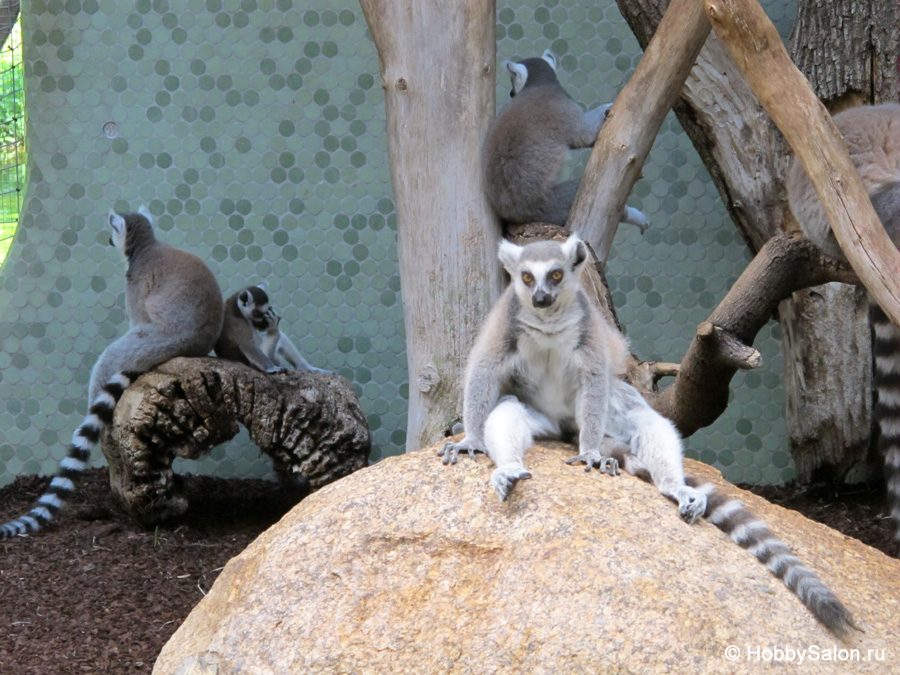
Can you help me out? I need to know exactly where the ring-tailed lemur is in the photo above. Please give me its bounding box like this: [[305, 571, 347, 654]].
[[0, 207, 224, 540], [440, 235, 855, 636], [215, 284, 328, 374], [786, 102, 900, 549], [483, 49, 649, 231]]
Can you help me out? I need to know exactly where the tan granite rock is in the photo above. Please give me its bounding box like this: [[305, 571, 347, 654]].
[[155, 441, 900, 675]]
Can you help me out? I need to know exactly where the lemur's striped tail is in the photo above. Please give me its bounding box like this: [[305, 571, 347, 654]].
[[685, 475, 856, 637], [869, 302, 900, 548], [0, 371, 139, 540]]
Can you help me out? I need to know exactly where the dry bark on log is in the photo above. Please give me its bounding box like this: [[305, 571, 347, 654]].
[[779, 0, 899, 481], [615, 0, 890, 478], [99, 356, 370, 526]]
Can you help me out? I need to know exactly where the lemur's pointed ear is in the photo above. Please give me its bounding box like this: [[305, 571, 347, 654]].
[[541, 50, 557, 71], [498, 239, 523, 273], [561, 235, 588, 270], [137, 204, 154, 224]]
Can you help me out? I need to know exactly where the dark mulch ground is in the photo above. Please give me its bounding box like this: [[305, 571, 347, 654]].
[[0, 468, 895, 673]]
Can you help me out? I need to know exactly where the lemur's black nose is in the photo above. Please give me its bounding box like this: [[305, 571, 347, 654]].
[[532, 291, 553, 308]]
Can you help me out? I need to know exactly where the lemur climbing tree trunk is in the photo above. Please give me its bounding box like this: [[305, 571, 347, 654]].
[[357, 1, 502, 452], [614, 0, 899, 478]]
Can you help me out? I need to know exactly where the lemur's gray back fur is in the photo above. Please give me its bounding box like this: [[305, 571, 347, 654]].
[[483, 52, 612, 227]]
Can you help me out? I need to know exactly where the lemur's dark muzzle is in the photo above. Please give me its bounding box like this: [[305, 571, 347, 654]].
[[532, 291, 553, 308]]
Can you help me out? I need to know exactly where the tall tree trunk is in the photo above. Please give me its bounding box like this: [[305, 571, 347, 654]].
[[357, 2, 502, 452], [780, 0, 898, 481]]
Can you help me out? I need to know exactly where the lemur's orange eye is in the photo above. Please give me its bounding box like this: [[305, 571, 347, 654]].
[[522, 272, 534, 284], [551, 270, 563, 281]]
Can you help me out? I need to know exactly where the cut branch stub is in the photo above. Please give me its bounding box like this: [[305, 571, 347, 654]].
[[703, 0, 900, 329], [100, 356, 370, 526], [696, 322, 763, 370]]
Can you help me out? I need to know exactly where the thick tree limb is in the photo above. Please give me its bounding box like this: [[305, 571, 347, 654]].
[[569, 0, 711, 261], [704, 0, 900, 329], [100, 357, 370, 526], [616, 0, 787, 252], [647, 232, 858, 434]]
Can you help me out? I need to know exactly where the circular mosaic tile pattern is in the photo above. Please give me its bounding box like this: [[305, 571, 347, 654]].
[[0, 0, 798, 487]]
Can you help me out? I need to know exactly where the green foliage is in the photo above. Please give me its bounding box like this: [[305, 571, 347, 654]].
[[0, 20, 23, 266], [0, 22, 23, 148]]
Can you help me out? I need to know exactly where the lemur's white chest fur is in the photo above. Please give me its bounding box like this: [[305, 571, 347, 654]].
[[507, 298, 586, 425]]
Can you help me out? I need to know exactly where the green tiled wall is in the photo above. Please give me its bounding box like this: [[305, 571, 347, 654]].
[[0, 0, 798, 486]]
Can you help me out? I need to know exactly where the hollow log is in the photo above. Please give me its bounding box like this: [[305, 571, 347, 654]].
[[100, 357, 370, 526]]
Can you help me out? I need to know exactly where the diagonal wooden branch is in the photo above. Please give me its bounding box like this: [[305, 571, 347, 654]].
[[703, 0, 900, 329], [645, 232, 858, 435], [615, 0, 787, 252], [568, 0, 711, 262]]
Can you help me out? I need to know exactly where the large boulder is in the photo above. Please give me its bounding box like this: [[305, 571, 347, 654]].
[[155, 441, 899, 675]]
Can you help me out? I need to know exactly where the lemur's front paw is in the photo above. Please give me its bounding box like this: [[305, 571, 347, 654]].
[[438, 437, 484, 465], [675, 487, 707, 524], [490, 465, 532, 502], [264, 307, 281, 332], [565, 452, 619, 475]]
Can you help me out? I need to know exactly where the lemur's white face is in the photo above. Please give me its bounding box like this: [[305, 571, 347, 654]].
[[238, 288, 272, 331], [499, 236, 587, 310]]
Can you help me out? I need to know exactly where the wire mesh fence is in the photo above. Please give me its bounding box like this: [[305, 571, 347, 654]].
[[0, 9, 23, 266]]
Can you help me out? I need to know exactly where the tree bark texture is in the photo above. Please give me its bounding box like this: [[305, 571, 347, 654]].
[[568, 0, 711, 262], [100, 357, 370, 526], [790, 0, 900, 107], [357, 0, 502, 452], [615, 0, 787, 252], [781, 283, 872, 480], [650, 232, 858, 434], [778, 0, 897, 481]]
